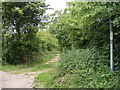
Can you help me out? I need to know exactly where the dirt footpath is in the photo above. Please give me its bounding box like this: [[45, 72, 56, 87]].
[[0, 71, 34, 89], [45, 55, 59, 64], [0, 55, 59, 89]]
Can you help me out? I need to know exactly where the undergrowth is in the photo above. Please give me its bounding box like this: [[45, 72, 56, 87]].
[[35, 49, 119, 88]]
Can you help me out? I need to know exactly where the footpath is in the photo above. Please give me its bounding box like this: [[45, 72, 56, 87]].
[[0, 55, 59, 89]]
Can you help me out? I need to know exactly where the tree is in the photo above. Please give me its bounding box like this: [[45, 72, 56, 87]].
[[37, 30, 58, 52], [2, 2, 48, 64], [49, 2, 120, 68]]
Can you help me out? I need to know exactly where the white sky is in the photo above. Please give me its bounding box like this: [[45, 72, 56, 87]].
[[45, 0, 75, 14]]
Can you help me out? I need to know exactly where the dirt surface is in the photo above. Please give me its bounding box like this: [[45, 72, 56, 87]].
[[0, 55, 59, 89], [0, 71, 34, 89], [45, 55, 59, 64]]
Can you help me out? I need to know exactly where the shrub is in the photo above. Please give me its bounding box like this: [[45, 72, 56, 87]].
[[54, 48, 119, 88]]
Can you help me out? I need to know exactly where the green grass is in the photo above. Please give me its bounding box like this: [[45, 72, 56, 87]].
[[33, 68, 60, 88], [1, 54, 57, 74], [33, 61, 64, 88]]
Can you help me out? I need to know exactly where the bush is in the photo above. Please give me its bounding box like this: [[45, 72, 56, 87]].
[[57, 48, 109, 76], [54, 48, 119, 88]]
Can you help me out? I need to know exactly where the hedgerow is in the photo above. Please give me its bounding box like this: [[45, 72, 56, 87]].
[[52, 49, 119, 88]]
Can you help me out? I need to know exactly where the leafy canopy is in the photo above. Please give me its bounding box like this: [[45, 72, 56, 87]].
[[2, 2, 49, 64]]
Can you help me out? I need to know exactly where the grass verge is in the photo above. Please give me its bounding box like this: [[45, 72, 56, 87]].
[[33, 68, 59, 88], [1, 54, 57, 74], [33, 61, 59, 88]]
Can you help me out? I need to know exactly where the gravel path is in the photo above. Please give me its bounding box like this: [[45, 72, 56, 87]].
[[0, 55, 59, 89]]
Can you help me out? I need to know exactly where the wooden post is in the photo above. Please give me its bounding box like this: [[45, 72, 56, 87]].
[[25, 54, 29, 64]]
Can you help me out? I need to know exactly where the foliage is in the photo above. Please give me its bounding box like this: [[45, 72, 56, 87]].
[[49, 2, 120, 68], [2, 2, 48, 64], [36, 30, 58, 52], [33, 49, 119, 88], [52, 49, 119, 88], [57, 49, 108, 76], [2, 1, 119, 88]]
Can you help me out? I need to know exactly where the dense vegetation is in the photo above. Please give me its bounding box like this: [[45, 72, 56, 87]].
[[45, 2, 119, 88], [35, 49, 118, 88], [1, 1, 119, 88], [2, 2, 57, 64], [49, 2, 120, 70], [57, 49, 119, 88], [37, 30, 58, 52]]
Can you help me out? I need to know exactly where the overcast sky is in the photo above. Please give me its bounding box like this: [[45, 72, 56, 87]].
[[45, 0, 75, 14]]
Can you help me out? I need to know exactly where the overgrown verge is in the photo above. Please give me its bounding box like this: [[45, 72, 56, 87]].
[[35, 49, 119, 88], [33, 66, 58, 88]]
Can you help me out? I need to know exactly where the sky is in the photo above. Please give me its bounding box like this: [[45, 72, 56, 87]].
[[45, 0, 75, 14]]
